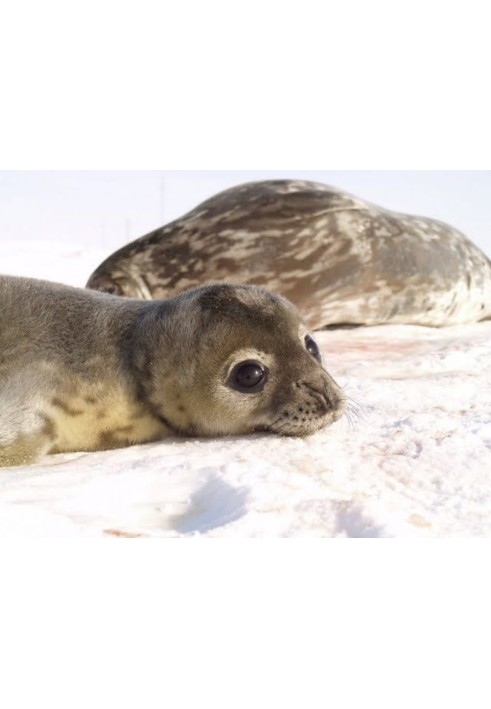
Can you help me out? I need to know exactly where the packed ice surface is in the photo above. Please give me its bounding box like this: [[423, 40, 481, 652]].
[[0, 241, 490, 537]]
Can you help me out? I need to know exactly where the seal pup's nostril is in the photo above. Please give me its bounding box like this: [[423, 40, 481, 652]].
[[322, 392, 332, 411]]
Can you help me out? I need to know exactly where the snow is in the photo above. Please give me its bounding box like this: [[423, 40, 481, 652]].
[[1, 242, 490, 537]]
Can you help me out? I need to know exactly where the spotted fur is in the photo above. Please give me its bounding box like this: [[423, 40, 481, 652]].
[[87, 180, 491, 328]]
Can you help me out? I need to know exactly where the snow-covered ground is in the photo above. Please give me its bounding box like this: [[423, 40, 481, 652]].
[[1, 242, 490, 537]]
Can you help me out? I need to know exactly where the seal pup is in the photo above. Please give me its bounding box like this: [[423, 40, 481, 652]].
[[0, 275, 344, 467], [87, 179, 491, 329]]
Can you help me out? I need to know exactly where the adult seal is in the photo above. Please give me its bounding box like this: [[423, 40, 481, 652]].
[[87, 180, 491, 329], [0, 275, 344, 467]]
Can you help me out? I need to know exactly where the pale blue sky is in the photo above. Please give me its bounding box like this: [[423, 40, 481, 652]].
[[0, 171, 490, 257]]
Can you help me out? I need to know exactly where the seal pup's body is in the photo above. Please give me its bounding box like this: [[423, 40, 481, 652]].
[[0, 275, 344, 467], [87, 180, 491, 329]]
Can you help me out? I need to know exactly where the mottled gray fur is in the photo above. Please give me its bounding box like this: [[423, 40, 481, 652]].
[[87, 180, 491, 329]]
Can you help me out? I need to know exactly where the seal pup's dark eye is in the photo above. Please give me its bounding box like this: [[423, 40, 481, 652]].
[[305, 335, 321, 362], [229, 360, 268, 393]]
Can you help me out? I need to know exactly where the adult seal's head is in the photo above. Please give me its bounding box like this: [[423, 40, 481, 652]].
[[87, 179, 491, 328], [0, 276, 345, 466], [132, 283, 345, 438]]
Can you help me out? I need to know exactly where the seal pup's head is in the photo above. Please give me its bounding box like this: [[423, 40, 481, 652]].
[[132, 283, 345, 438]]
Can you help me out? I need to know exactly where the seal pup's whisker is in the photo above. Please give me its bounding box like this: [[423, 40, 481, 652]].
[[341, 395, 367, 430]]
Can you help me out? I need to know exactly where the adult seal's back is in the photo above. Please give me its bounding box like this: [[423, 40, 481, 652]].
[[86, 180, 491, 329]]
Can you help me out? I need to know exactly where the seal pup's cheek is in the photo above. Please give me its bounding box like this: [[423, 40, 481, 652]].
[[171, 388, 271, 438]]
